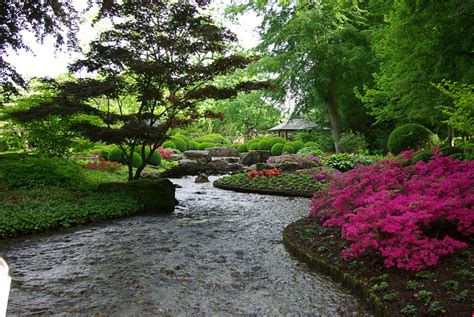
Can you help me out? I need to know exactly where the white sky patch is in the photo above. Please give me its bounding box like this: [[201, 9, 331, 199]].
[[3, 1, 262, 80]]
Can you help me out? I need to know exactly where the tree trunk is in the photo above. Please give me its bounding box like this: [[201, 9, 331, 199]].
[[447, 125, 455, 146], [328, 76, 341, 153]]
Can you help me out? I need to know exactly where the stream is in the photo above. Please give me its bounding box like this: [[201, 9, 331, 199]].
[[0, 176, 371, 316]]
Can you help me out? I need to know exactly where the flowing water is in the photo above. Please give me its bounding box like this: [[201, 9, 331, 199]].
[[0, 176, 371, 316]]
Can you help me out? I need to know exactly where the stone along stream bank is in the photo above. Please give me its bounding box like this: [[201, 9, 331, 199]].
[[0, 176, 371, 316]]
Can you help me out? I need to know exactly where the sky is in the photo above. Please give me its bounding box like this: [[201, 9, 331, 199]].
[[4, 1, 262, 80]]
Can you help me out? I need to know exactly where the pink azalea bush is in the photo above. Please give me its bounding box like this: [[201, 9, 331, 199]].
[[308, 152, 474, 271]]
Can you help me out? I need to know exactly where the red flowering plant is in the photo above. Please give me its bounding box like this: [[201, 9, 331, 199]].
[[247, 168, 282, 180], [84, 157, 123, 172], [158, 146, 174, 160], [308, 152, 473, 271]]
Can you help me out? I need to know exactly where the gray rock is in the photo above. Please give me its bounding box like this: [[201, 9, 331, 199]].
[[239, 150, 271, 166], [278, 162, 300, 172], [183, 150, 211, 162], [97, 179, 176, 213], [256, 163, 276, 171], [195, 173, 210, 183], [206, 147, 239, 157]]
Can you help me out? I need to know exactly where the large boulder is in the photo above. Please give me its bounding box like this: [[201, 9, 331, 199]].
[[206, 147, 239, 157], [97, 179, 176, 214], [208, 159, 244, 173], [239, 150, 271, 166], [183, 150, 211, 163]]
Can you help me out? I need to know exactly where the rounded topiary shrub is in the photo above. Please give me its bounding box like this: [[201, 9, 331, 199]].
[[145, 149, 162, 166], [131, 152, 143, 168], [304, 141, 318, 147], [108, 148, 125, 163], [171, 137, 188, 152], [188, 141, 199, 150], [271, 143, 285, 156], [387, 124, 440, 154], [247, 138, 261, 149], [248, 142, 260, 151], [98, 150, 109, 160], [174, 134, 190, 147], [237, 144, 248, 153], [258, 139, 273, 151], [162, 140, 177, 150], [282, 144, 296, 154]]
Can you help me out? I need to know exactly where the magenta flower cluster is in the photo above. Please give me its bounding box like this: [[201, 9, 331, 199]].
[[308, 152, 474, 271]]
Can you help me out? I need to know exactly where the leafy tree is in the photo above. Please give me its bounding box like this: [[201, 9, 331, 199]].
[[235, 0, 377, 152], [10, 1, 269, 180], [361, 0, 474, 130]]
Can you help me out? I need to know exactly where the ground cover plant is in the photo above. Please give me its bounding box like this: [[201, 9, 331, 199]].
[[214, 170, 327, 197], [0, 153, 142, 239]]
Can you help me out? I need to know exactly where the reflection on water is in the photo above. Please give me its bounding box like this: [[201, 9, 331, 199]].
[[0, 176, 371, 316]]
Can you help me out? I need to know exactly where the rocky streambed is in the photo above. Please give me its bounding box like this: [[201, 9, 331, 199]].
[[0, 176, 371, 316]]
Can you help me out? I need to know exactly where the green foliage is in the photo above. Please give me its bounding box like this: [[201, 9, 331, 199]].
[[248, 142, 260, 151], [435, 81, 474, 136], [453, 290, 469, 302], [198, 142, 221, 150], [400, 304, 417, 316], [247, 138, 261, 148], [258, 138, 273, 151], [98, 150, 109, 160], [162, 141, 177, 150], [171, 136, 188, 152], [383, 292, 398, 302], [324, 153, 356, 172], [271, 143, 284, 156], [0, 188, 140, 239], [287, 141, 304, 152], [297, 146, 323, 157], [145, 149, 161, 166], [215, 172, 325, 195], [442, 280, 459, 291], [371, 281, 389, 291], [387, 124, 440, 154], [0, 153, 84, 189], [304, 141, 318, 147], [193, 133, 230, 145], [237, 143, 248, 153], [188, 141, 199, 150], [417, 290, 433, 303], [282, 144, 295, 154], [412, 150, 435, 163], [297, 132, 334, 152], [339, 130, 368, 154], [108, 148, 125, 163]]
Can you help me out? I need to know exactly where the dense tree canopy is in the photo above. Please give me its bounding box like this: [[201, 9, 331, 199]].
[[10, 1, 270, 180]]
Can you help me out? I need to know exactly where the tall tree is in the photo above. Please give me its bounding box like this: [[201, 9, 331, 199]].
[[237, 0, 377, 152], [361, 0, 474, 131], [11, 0, 270, 180]]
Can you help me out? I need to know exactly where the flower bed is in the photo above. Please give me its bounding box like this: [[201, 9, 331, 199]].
[[284, 219, 473, 316], [214, 170, 327, 197]]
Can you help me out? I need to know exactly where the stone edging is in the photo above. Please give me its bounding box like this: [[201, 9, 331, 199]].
[[213, 181, 313, 198], [282, 222, 389, 317]]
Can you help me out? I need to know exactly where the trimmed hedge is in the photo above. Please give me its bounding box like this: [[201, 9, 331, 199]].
[[188, 141, 199, 150], [162, 140, 177, 150], [271, 143, 285, 156], [237, 144, 248, 153], [282, 144, 296, 154], [387, 123, 440, 154], [171, 136, 188, 152]]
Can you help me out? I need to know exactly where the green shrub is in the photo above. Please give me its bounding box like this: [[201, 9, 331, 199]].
[[324, 153, 356, 171], [248, 142, 260, 151], [237, 144, 248, 153], [297, 146, 324, 157], [339, 130, 368, 153], [0, 154, 84, 188], [387, 123, 440, 154], [162, 140, 177, 149], [0, 140, 9, 152], [287, 141, 304, 151], [304, 141, 318, 147], [198, 142, 220, 150], [171, 136, 187, 152], [108, 148, 125, 163], [108, 148, 142, 167], [145, 149, 161, 166], [98, 150, 109, 160], [188, 141, 199, 150], [247, 138, 261, 148], [282, 144, 296, 154], [173, 134, 190, 146], [412, 150, 435, 163], [271, 143, 285, 156], [193, 133, 230, 145], [258, 139, 273, 151]]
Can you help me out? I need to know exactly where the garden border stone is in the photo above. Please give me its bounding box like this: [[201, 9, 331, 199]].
[[213, 181, 313, 198], [282, 220, 388, 317]]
